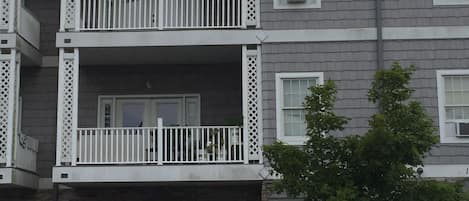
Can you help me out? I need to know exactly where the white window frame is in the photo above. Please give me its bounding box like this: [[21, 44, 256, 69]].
[[434, 0, 469, 5], [437, 70, 469, 143], [275, 72, 324, 145], [97, 94, 201, 128], [273, 0, 321, 9]]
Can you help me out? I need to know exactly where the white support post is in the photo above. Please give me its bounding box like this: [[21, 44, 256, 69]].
[[7, 0, 15, 32], [59, 0, 66, 31], [242, 46, 248, 164], [74, 0, 81, 31], [56, 48, 79, 166], [242, 45, 262, 164], [244, 0, 258, 27], [241, 0, 247, 28], [157, 118, 163, 165], [60, 0, 77, 31], [0, 49, 18, 167], [158, 0, 164, 30]]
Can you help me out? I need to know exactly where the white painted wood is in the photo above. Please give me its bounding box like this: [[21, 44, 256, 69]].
[[275, 72, 324, 145], [7, 0, 15, 32], [75, 126, 244, 165], [434, 0, 469, 5], [0, 167, 39, 189], [56, 48, 80, 165], [5, 49, 16, 167], [56, 26, 469, 47], [383, 26, 469, 40], [78, 0, 243, 31], [52, 164, 264, 183], [436, 70, 469, 143], [420, 164, 469, 178]]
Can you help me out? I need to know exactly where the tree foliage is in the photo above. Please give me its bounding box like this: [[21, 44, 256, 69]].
[[264, 62, 469, 201]]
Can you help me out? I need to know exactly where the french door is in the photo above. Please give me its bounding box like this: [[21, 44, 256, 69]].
[[113, 98, 189, 127]]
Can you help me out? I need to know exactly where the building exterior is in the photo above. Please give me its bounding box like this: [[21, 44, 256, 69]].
[[0, 0, 468, 200]]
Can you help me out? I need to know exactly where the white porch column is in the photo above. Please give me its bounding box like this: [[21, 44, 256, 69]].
[[242, 45, 263, 164], [0, 0, 16, 32], [60, 0, 79, 31], [244, 0, 260, 27], [56, 48, 79, 166], [0, 49, 19, 167]]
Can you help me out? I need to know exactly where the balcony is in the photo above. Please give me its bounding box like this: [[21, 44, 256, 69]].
[[61, 0, 259, 31], [53, 46, 264, 184], [0, 132, 39, 188]]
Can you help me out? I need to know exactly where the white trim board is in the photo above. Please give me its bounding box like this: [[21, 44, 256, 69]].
[[0, 168, 39, 189], [53, 164, 264, 184], [434, 0, 469, 5], [56, 26, 469, 48], [383, 26, 469, 40], [420, 164, 469, 178]]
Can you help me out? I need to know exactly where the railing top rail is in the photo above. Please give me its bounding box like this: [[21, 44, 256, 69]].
[[77, 126, 243, 130]]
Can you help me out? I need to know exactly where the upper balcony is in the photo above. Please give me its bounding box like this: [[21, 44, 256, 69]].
[[58, 0, 260, 48], [61, 0, 259, 32], [0, 0, 41, 65]]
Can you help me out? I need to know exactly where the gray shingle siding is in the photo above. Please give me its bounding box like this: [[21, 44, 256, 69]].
[[262, 41, 378, 145], [77, 64, 242, 128], [383, 0, 469, 27], [20, 67, 58, 178], [24, 0, 60, 56], [262, 39, 469, 165], [260, 0, 376, 30]]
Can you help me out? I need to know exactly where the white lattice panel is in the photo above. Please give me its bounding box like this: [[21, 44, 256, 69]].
[[0, 0, 10, 30], [246, 0, 258, 26], [57, 49, 78, 164], [243, 46, 262, 161], [63, 0, 76, 29], [0, 51, 16, 165]]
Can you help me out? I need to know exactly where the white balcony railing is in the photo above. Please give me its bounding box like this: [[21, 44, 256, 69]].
[[75, 120, 245, 165], [78, 0, 243, 31]]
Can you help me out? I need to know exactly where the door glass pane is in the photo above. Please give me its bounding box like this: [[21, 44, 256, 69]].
[[121, 102, 145, 127], [157, 103, 179, 126], [185, 98, 199, 126]]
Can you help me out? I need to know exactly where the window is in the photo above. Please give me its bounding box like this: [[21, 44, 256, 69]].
[[274, 0, 321, 9], [276, 72, 324, 145], [434, 0, 469, 5], [98, 94, 200, 128], [437, 70, 469, 143]]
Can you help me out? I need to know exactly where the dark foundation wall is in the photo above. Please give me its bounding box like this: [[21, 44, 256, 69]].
[[0, 183, 262, 201], [78, 64, 242, 127]]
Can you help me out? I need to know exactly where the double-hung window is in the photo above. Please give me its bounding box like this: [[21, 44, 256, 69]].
[[437, 70, 469, 143], [276, 72, 324, 145]]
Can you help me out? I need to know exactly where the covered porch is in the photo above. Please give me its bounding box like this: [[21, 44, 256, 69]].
[[53, 45, 263, 183]]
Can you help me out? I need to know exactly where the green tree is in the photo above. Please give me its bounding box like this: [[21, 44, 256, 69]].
[[264, 62, 469, 201]]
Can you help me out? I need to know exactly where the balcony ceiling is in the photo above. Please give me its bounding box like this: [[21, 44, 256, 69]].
[[80, 46, 241, 66]]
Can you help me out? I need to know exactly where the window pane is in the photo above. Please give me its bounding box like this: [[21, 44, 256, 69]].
[[284, 110, 307, 136], [283, 78, 318, 108], [156, 103, 179, 126], [445, 76, 469, 106], [446, 106, 469, 120], [121, 102, 145, 127]]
